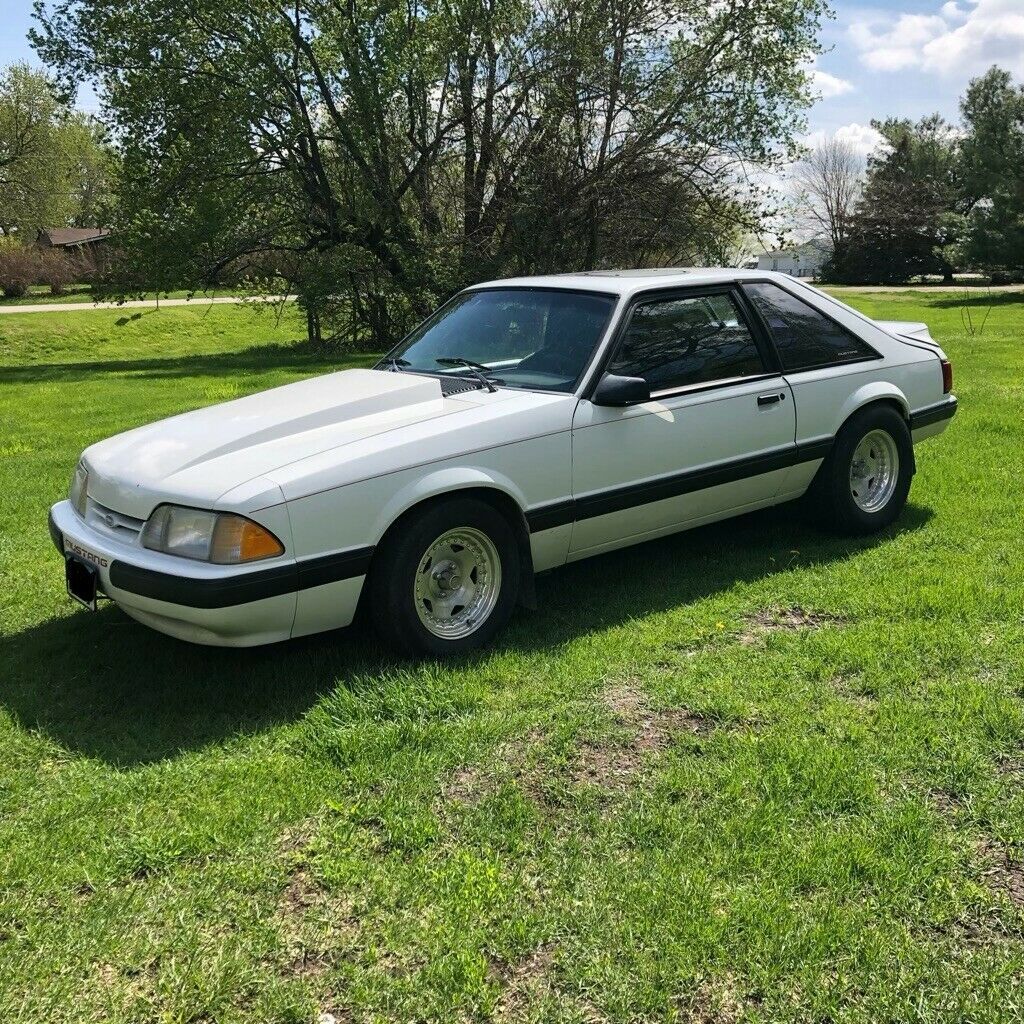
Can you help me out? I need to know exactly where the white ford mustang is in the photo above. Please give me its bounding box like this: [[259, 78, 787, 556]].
[[49, 269, 957, 655]]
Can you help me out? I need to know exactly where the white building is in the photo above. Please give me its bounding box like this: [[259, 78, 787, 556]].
[[756, 238, 831, 279]]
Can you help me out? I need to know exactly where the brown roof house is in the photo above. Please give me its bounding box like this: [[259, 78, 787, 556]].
[[37, 227, 111, 251], [37, 227, 112, 275]]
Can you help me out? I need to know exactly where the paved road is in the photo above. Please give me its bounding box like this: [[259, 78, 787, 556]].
[[827, 283, 1024, 293], [0, 295, 293, 314], [5, 284, 1018, 314]]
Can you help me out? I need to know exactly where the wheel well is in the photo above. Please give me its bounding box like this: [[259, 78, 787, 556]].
[[831, 397, 915, 474], [855, 396, 910, 423], [368, 486, 537, 609]]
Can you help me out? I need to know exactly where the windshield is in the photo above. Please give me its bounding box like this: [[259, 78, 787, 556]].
[[384, 288, 617, 393]]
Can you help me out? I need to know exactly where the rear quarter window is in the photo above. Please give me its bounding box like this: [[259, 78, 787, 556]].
[[744, 282, 879, 372]]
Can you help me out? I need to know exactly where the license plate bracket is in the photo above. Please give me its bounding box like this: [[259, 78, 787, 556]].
[[65, 556, 98, 610]]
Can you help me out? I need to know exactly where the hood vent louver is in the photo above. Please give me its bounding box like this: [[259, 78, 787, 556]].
[[438, 377, 484, 397]]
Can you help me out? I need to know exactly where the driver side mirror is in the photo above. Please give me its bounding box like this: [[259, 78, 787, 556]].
[[592, 373, 651, 407]]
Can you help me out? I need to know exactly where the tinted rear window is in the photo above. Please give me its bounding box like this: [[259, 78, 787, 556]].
[[744, 282, 878, 372]]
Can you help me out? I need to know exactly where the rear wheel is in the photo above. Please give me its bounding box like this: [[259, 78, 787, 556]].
[[368, 497, 520, 656], [815, 404, 913, 535]]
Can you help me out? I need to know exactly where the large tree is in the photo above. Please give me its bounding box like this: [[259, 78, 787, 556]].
[[823, 115, 962, 284], [0, 63, 115, 236], [33, 0, 827, 346], [959, 66, 1024, 278], [0, 63, 68, 234], [791, 136, 863, 251]]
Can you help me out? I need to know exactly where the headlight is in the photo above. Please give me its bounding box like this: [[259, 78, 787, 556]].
[[69, 463, 89, 518], [141, 505, 285, 564]]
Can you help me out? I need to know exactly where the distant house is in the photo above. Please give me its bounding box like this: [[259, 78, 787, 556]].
[[36, 227, 112, 275], [37, 227, 111, 256], [756, 238, 831, 279]]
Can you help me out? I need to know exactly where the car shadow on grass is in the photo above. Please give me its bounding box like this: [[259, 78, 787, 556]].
[[0, 502, 932, 767], [927, 292, 1024, 309]]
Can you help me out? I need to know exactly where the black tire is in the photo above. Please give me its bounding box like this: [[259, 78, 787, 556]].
[[813, 404, 913, 535], [367, 496, 520, 657]]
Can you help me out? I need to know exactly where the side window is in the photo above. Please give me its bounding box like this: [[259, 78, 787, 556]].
[[744, 282, 878, 372], [609, 292, 766, 393]]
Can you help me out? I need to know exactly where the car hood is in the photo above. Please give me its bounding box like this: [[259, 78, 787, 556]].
[[83, 369, 469, 518]]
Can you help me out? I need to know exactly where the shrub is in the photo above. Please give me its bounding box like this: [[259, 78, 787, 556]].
[[0, 239, 36, 298], [989, 270, 1024, 286], [38, 249, 74, 295]]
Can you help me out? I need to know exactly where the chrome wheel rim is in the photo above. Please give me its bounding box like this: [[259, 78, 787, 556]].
[[414, 527, 502, 640], [849, 429, 899, 513]]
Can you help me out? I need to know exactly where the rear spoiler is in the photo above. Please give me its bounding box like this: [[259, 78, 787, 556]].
[[875, 320, 937, 346]]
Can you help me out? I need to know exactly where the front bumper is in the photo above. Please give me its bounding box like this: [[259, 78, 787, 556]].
[[49, 500, 372, 647]]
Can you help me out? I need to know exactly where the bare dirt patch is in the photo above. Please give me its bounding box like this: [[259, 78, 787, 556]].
[[441, 689, 716, 807], [572, 683, 714, 791], [827, 673, 877, 709], [927, 787, 967, 815], [491, 944, 557, 1017], [316, 1011, 354, 1024], [278, 818, 317, 854], [923, 912, 1019, 947], [88, 958, 159, 1007], [604, 682, 715, 742], [668, 973, 759, 1023], [739, 606, 846, 645], [274, 823, 357, 983], [995, 753, 1024, 782], [440, 730, 546, 808], [978, 839, 1024, 907], [279, 864, 323, 919], [489, 945, 606, 1021], [441, 763, 494, 806], [282, 944, 333, 979], [275, 865, 357, 981]]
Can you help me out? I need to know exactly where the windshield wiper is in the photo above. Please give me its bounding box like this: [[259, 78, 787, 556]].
[[435, 356, 502, 392], [383, 357, 410, 372]]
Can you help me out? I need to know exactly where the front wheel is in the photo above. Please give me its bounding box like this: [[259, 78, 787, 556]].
[[367, 497, 520, 656], [815, 405, 913, 535]]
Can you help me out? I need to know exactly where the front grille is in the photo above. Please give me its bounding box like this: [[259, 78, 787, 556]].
[[85, 498, 145, 543]]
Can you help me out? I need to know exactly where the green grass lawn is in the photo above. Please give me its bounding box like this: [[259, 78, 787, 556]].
[[1, 291, 1022, 1022]]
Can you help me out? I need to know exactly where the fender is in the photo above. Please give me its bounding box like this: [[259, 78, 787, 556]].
[[829, 382, 915, 476], [370, 466, 538, 609], [834, 381, 909, 434], [370, 465, 530, 544]]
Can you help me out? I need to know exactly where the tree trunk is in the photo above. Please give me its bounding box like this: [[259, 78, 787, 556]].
[[306, 304, 322, 348]]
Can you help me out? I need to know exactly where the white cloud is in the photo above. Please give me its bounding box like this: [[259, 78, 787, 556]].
[[834, 122, 887, 157], [849, 13, 948, 72], [810, 67, 855, 98], [802, 122, 885, 158], [849, 0, 1024, 78]]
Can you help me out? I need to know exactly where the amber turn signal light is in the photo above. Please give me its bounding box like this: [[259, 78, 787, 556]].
[[210, 515, 285, 564]]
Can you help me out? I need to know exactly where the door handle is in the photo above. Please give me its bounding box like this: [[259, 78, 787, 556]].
[[757, 392, 785, 406]]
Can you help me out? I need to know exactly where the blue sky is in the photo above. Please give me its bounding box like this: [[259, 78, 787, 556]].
[[3, 0, 1022, 152], [806, 0, 1024, 154]]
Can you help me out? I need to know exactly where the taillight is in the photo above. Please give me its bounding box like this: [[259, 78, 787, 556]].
[[941, 358, 953, 394]]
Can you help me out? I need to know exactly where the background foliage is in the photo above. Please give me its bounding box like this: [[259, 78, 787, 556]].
[[32, 0, 828, 345], [815, 67, 1024, 286], [0, 62, 114, 237]]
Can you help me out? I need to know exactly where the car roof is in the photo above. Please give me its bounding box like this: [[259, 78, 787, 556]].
[[465, 268, 788, 298]]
